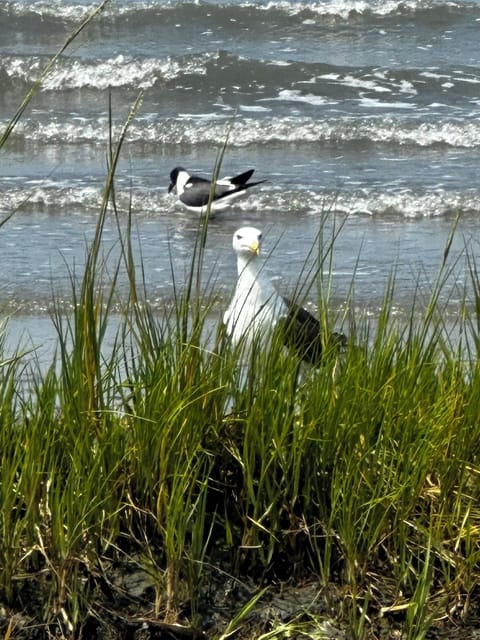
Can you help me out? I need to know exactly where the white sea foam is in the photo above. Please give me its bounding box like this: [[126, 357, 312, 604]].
[[266, 60, 292, 67], [221, 117, 480, 148], [7, 115, 480, 149], [332, 74, 392, 93], [335, 189, 475, 219], [239, 105, 272, 112], [358, 97, 416, 109], [4, 0, 172, 21], [43, 55, 162, 90], [6, 0, 465, 18], [5, 1, 96, 21], [420, 71, 452, 80], [455, 75, 480, 85], [12, 119, 109, 143], [251, 0, 458, 19], [272, 89, 328, 105], [318, 71, 418, 97], [2, 52, 215, 91], [1, 177, 478, 222], [0, 184, 103, 212], [4, 0, 470, 25]]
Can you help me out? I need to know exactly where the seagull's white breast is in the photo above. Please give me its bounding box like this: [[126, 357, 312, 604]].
[[224, 264, 287, 351]]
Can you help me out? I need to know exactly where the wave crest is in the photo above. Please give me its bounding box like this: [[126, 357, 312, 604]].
[[0, 52, 215, 91], [5, 115, 480, 149]]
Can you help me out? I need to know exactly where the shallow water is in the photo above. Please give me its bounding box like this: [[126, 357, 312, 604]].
[[1, 0, 480, 352]]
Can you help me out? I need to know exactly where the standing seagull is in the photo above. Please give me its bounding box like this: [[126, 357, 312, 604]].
[[168, 167, 265, 214], [223, 227, 346, 364]]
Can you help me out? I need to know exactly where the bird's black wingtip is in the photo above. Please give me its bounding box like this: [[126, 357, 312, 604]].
[[230, 168, 255, 185]]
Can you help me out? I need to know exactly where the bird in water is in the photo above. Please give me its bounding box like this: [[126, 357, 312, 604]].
[[168, 167, 266, 214]]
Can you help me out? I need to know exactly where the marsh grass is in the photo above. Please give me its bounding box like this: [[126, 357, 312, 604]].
[[1, 9, 480, 639]]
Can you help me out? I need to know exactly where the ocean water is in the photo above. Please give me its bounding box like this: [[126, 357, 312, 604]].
[[1, 0, 480, 349]]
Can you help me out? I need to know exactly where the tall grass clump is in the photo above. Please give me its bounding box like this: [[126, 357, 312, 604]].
[[0, 330, 34, 607]]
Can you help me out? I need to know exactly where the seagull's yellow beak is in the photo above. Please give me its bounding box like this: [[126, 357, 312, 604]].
[[249, 240, 260, 256]]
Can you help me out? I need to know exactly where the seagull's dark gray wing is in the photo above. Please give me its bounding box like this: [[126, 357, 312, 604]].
[[281, 297, 323, 365], [181, 177, 262, 207], [187, 176, 210, 185], [280, 297, 346, 365], [180, 177, 228, 207]]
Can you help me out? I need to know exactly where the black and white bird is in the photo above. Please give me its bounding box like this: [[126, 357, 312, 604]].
[[168, 167, 265, 214], [223, 227, 345, 364]]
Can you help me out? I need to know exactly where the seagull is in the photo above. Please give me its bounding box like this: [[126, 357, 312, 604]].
[[223, 227, 346, 364], [168, 167, 266, 213]]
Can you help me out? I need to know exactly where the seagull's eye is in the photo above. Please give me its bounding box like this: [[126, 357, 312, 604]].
[[258, 233, 262, 240], [236, 233, 242, 240]]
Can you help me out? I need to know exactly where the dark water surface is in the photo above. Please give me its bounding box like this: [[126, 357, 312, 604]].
[[1, 0, 480, 351]]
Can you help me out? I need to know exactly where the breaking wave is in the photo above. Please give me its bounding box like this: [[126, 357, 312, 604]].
[[1, 181, 478, 220], [6, 115, 480, 149], [2, 0, 478, 21]]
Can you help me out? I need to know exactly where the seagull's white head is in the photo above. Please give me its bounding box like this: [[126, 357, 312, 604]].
[[232, 227, 262, 260]]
